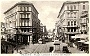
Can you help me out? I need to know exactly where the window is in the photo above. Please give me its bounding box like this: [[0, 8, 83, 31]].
[[20, 14, 22, 18], [68, 21, 70, 26], [27, 14, 29, 18], [67, 6, 69, 10], [24, 7, 26, 11], [22, 7, 24, 11], [27, 20, 29, 26], [74, 5, 76, 9], [67, 13, 69, 17], [24, 20, 26, 26], [71, 29, 73, 32], [74, 21, 76, 25], [20, 7, 22, 11], [27, 29, 29, 32], [74, 12, 76, 18], [83, 5, 85, 10], [23, 14, 25, 18], [71, 21, 73, 26], [25, 7, 27, 11], [71, 5, 73, 10], [24, 14, 26, 18], [84, 19, 86, 23], [68, 28, 70, 32], [71, 13, 73, 17], [27, 7, 29, 11], [74, 28, 76, 32], [20, 14, 29, 18]]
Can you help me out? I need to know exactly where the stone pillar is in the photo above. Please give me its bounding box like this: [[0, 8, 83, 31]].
[[28, 36, 29, 42], [22, 20, 24, 26], [68, 35, 69, 43], [29, 36, 32, 44]]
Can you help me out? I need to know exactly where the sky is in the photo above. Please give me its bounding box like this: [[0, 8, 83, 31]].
[[0, 1, 64, 31]]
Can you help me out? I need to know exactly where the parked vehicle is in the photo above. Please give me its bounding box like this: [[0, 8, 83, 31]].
[[38, 38, 42, 44], [45, 37, 49, 42], [62, 46, 71, 53], [49, 46, 54, 52]]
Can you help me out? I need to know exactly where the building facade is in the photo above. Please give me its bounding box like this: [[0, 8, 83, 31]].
[[4, 1, 40, 45], [57, 1, 89, 42], [1, 22, 6, 39], [40, 24, 48, 39]]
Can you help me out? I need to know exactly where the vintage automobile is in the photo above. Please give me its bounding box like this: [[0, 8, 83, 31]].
[[62, 46, 71, 53]]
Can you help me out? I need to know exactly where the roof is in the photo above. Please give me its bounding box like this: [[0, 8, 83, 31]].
[[4, 1, 39, 14], [57, 1, 89, 18]]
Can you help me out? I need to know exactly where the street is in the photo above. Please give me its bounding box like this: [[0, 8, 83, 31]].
[[15, 42, 54, 54], [13, 41, 86, 54]]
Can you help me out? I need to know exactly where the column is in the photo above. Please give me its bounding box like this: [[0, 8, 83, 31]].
[[29, 36, 30, 42], [73, 28, 74, 32], [68, 35, 69, 43], [73, 21, 74, 26], [26, 20, 27, 26], [28, 36, 29, 42], [22, 20, 24, 26], [22, 36, 23, 43], [30, 36, 32, 44], [70, 21, 71, 26], [70, 28, 71, 32]]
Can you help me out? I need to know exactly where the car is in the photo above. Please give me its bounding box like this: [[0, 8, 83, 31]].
[[54, 40, 59, 43], [38, 38, 42, 44], [62, 46, 71, 53]]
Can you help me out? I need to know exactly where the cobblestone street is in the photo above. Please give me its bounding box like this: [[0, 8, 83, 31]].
[[14, 41, 86, 54], [16, 42, 54, 54]]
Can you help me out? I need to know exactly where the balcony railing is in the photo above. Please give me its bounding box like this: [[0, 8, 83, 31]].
[[21, 31, 32, 35], [64, 32, 79, 34], [64, 25, 79, 28]]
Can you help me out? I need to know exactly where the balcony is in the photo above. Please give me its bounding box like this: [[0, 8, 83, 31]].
[[20, 18, 29, 19], [20, 31, 32, 35], [65, 25, 79, 28], [15, 26, 32, 29], [80, 22, 87, 25], [64, 32, 79, 34]]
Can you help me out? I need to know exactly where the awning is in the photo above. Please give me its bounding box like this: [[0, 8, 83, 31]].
[[71, 36, 80, 39], [84, 41, 89, 44], [21, 32, 32, 35], [77, 40, 85, 43], [80, 34, 88, 38], [72, 34, 88, 39], [71, 36, 76, 38]]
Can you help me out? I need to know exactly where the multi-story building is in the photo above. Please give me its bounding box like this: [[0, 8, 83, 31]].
[[57, 1, 89, 42], [80, 2, 89, 34], [40, 24, 48, 39], [1, 22, 6, 39], [55, 21, 62, 38], [4, 1, 40, 45]]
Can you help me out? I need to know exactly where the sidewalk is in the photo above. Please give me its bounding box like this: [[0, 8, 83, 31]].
[[13, 42, 54, 54], [13, 44, 40, 54], [53, 41, 85, 53], [68, 46, 85, 53]]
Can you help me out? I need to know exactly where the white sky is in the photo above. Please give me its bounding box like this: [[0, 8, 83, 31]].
[[0, 1, 64, 30]]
